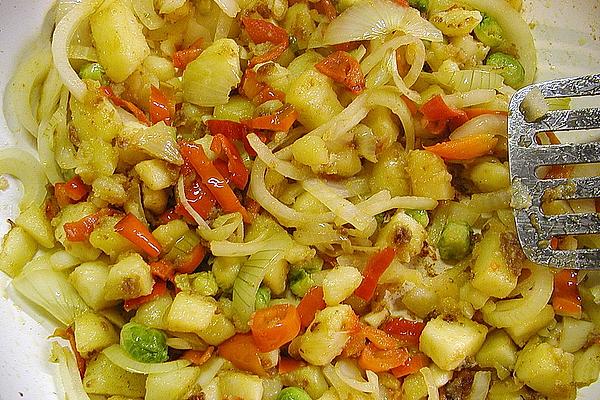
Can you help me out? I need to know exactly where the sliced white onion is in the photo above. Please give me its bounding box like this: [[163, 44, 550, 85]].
[[403, 39, 425, 88], [247, 133, 311, 181], [103, 345, 190, 374], [367, 86, 415, 150], [521, 87, 549, 122], [322, 0, 442, 45], [210, 232, 270, 256], [421, 367, 440, 400], [302, 178, 376, 233], [198, 212, 243, 242], [449, 114, 508, 140], [334, 359, 379, 393], [50, 343, 91, 400], [196, 357, 226, 388], [249, 160, 334, 227], [433, 70, 505, 92], [0, 148, 48, 210], [68, 44, 98, 62], [469, 371, 491, 400], [361, 35, 417, 76], [213, 0, 240, 19], [177, 176, 210, 229], [311, 92, 370, 143], [132, 0, 164, 30], [214, 11, 234, 41], [387, 50, 421, 103], [443, 89, 496, 109], [458, 0, 536, 86], [37, 116, 65, 184], [37, 66, 64, 125], [52, 0, 104, 102]]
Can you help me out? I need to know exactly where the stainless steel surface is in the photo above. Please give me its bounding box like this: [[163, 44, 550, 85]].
[[508, 74, 600, 269]]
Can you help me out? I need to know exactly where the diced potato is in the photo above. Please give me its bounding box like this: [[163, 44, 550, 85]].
[[287, 51, 323, 80], [574, 344, 600, 386], [292, 192, 330, 214], [504, 306, 555, 347], [514, 341, 576, 398], [92, 175, 128, 206], [183, 39, 242, 107], [471, 226, 519, 298], [0, 226, 37, 278], [299, 305, 354, 365], [320, 148, 362, 178], [104, 254, 154, 301], [287, 69, 343, 130], [197, 313, 236, 345], [70, 261, 118, 311], [322, 266, 362, 306], [375, 211, 426, 263], [281, 365, 329, 399], [406, 150, 454, 200], [402, 285, 438, 318], [363, 106, 400, 154], [83, 353, 146, 397], [213, 95, 255, 122], [429, 9, 483, 37], [145, 366, 202, 400], [370, 143, 410, 197], [487, 379, 529, 400], [219, 371, 264, 400], [282, 3, 316, 50], [467, 160, 510, 192], [263, 257, 289, 296], [143, 55, 176, 82], [141, 185, 168, 215], [152, 220, 190, 253], [132, 294, 173, 330], [53, 202, 102, 261], [475, 329, 517, 379], [70, 93, 123, 143], [90, 0, 150, 82], [134, 159, 178, 191], [459, 282, 489, 310], [89, 215, 137, 259], [292, 135, 329, 167], [74, 312, 119, 357], [167, 292, 217, 333], [419, 315, 487, 370], [75, 137, 119, 183], [15, 206, 54, 248], [559, 317, 595, 353], [212, 256, 244, 291], [401, 372, 428, 400]]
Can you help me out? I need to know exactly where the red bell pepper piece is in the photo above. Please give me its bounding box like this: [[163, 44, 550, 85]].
[[315, 51, 365, 94], [242, 17, 288, 45], [391, 352, 429, 378], [182, 346, 214, 366], [100, 86, 150, 126], [180, 142, 251, 222], [381, 318, 426, 346], [54, 176, 90, 207], [63, 208, 117, 242], [114, 213, 162, 258], [206, 119, 248, 141], [354, 247, 396, 302], [211, 134, 249, 190], [313, 0, 337, 19], [172, 38, 204, 69], [123, 280, 168, 312], [175, 244, 206, 274], [552, 269, 582, 318], [149, 260, 175, 282], [296, 286, 326, 328], [242, 104, 298, 132], [149, 86, 173, 126]]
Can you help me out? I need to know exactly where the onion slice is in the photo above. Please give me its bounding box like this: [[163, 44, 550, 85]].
[[132, 0, 164, 30], [0, 148, 48, 210], [213, 0, 240, 18], [103, 345, 190, 374], [323, 0, 442, 45], [247, 133, 311, 181], [177, 176, 210, 229], [51, 343, 91, 400]]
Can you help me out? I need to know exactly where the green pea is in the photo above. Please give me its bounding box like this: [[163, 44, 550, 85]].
[[277, 387, 312, 400], [405, 209, 429, 227], [485, 52, 525, 88], [255, 286, 272, 310], [120, 322, 169, 363], [289, 268, 314, 297], [437, 221, 472, 261], [409, 0, 428, 12], [78, 62, 108, 85], [474, 14, 504, 48]]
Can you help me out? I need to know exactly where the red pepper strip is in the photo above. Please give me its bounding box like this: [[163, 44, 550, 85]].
[[391, 352, 429, 378], [183, 175, 217, 219], [57, 327, 86, 378], [297, 286, 326, 328], [64, 208, 117, 242], [278, 356, 306, 374], [242, 17, 288, 45], [55, 176, 90, 206], [313, 0, 337, 19], [419, 95, 466, 121], [157, 208, 180, 224], [394, 0, 409, 6], [342, 326, 367, 358], [242, 105, 298, 132], [402, 95, 418, 115], [333, 41, 364, 52], [362, 324, 402, 350], [425, 134, 498, 161], [206, 119, 248, 140], [218, 333, 267, 377], [182, 346, 214, 366], [358, 343, 409, 372], [464, 108, 508, 119], [552, 269, 582, 318], [381, 318, 426, 346], [100, 86, 150, 126], [211, 134, 249, 190], [172, 38, 204, 69], [315, 51, 365, 94], [240, 69, 285, 105], [180, 142, 251, 223], [46, 197, 60, 220], [249, 43, 288, 68], [354, 247, 397, 302], [149, 86, 173, 126], [175, 244, 206, 274], [542, 133, 575, 179], [123, 280, 168, 312], [114, 213, 162, 258], [149, 260, 175, 282]]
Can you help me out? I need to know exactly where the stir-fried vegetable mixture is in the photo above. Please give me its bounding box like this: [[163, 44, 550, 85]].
[[1, 0, 600, 399]]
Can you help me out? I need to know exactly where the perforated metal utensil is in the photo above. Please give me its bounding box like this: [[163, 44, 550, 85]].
[[508, 74, 600, 269]]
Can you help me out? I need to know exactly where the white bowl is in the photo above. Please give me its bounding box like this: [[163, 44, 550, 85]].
[[0, 0, 598, 398]]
